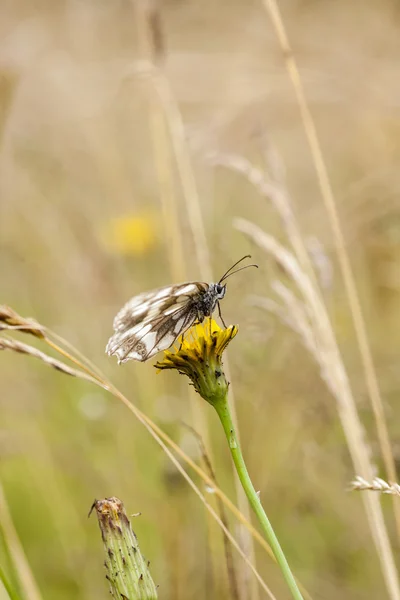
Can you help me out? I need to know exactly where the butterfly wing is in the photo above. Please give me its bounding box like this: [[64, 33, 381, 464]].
[[106, 282, 208, 363]]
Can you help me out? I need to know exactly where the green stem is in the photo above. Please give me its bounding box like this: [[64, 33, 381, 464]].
[[213, 396, 304, 600]]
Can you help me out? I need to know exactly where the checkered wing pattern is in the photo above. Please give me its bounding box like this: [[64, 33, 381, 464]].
[[106, 282, 208, 363]]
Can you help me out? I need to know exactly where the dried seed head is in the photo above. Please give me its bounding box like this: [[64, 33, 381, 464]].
[[91, 497, 158, 600], [0, 305, 44, 338]]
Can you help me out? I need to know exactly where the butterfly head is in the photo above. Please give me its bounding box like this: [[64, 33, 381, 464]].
[[213, 282, 227, 300], [200, 282, 226, 318]]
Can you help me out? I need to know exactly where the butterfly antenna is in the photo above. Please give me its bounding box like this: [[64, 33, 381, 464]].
[[219, 264, 258, 282], [219, 256, 258, 283], [218, 255, 251, 282]]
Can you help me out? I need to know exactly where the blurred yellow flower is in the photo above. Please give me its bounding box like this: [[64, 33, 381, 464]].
[[100, 212, 159, 256]]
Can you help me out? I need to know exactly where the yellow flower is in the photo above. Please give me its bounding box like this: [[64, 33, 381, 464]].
[[155, 318, 237, 405]]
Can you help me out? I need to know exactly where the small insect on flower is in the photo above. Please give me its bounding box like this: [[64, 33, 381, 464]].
[[106, 255, 257, 363]]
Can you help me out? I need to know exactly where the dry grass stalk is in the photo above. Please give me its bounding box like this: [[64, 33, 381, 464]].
[[351, 477, 400, 497], [208, 152, 320, 285], [151, 96, 260, 599], [235, 216, 400, 600], [0, 337, 99, 386], [262, 0, 400, 575], [133, 1, 186, 281], [250, 284, 319, 371], [152, 73, 213, 282], [133, 12, 259, 598], [207, 153, 293, 232], [132, 8, 249, 597], [182, 424, 240, 600]]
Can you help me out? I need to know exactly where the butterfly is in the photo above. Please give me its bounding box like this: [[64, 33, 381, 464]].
[[106, 255, 257, 363]]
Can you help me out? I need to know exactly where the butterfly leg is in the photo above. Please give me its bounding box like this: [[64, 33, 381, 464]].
[[179, 331, 185, 351], [179, 317, 201, 350], [217, 301, 227, 328]]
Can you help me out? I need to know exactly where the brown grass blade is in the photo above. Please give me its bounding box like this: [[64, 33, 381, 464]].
[[0, 337, 99, 386]]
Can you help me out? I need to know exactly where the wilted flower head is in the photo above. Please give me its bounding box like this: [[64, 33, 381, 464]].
[[91, 497, 158, 599], [155, 318, 237, 405]]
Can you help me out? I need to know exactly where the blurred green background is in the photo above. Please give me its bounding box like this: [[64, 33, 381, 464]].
[[1, 1, 400, 599]]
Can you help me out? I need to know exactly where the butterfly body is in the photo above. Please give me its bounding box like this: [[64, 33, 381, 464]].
[[106, 256, 256, 364], [106, 281, 226, 363]]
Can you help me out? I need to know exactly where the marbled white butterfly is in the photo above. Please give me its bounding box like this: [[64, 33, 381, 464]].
[[106, 256, 257, 363]]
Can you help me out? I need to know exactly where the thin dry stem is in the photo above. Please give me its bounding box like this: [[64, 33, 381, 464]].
[[183, 424, 239, 600], [0, 337, 99, 386], [207, 153, 293, 229], [262, 0, 400, 559], [136, 32, 259, 599], [133, 9, 240, 595], [152, 74, 212, 282], [251, 288, 334, 397], [209, 152, 319, 286], [134, 1, 186, 281], [253, 283, 318, 358], [155, 110, 260, 599]]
